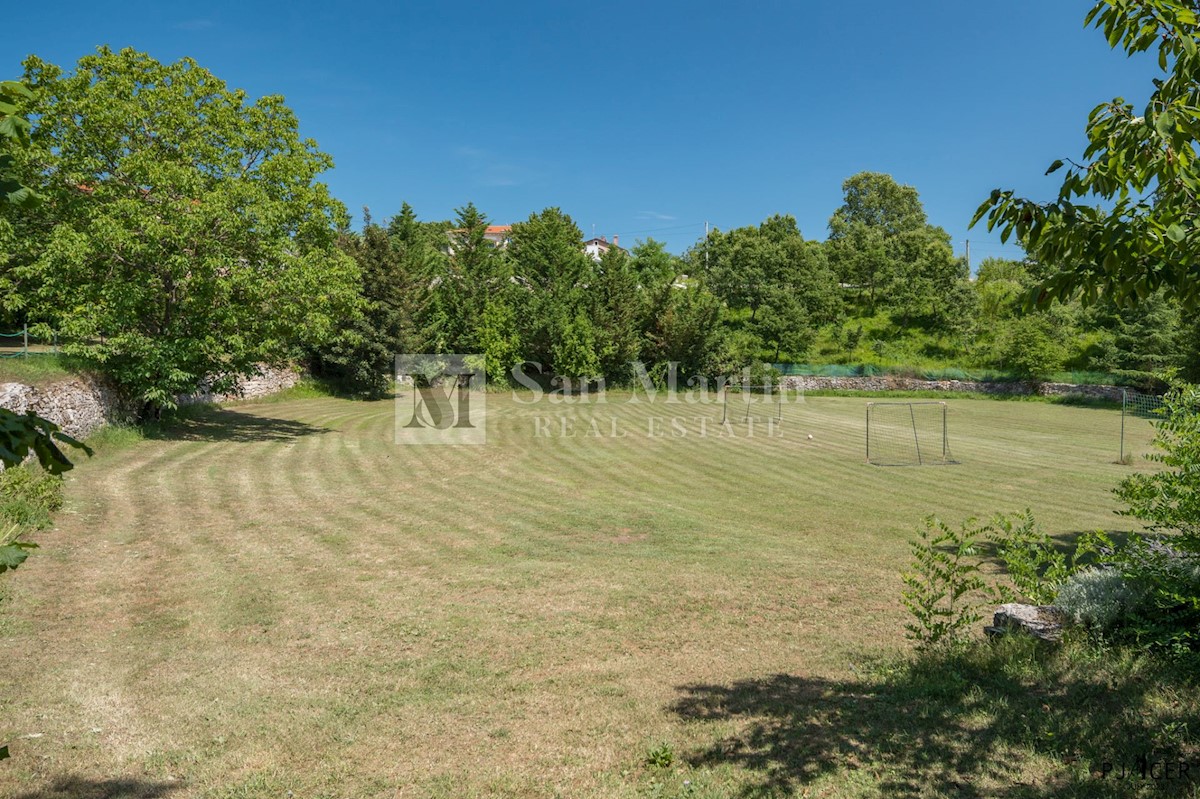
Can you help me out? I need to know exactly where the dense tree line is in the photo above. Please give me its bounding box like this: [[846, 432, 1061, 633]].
[[315, 169, 1200, 396]]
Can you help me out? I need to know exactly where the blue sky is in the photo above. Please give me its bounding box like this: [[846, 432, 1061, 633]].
[[8, 1, 1156, 260]]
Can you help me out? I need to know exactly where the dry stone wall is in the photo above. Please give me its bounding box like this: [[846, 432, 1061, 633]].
[[780, 374, 1125, 402], [0, 377, 137, 440], [1, 365, 301, 440], [178, 366, 301, 405]]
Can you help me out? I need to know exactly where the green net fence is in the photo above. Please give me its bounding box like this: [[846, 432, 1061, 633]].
[[1120, 389, 1165, 464], [0, 327, 59, 358], [772, 363, 1132, 386]]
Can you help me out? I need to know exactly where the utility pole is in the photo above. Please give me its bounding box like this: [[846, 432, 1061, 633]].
[[705, 221, 709, 270], [965, 239, 971, 274]]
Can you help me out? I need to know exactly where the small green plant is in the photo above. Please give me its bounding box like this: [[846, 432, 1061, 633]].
[[644, 742, 674, 769], [0, 465, 64, 530], [901, 516, 1000, 651], [1116, 376, 1200, 551], [986, 509, 1085, 604]]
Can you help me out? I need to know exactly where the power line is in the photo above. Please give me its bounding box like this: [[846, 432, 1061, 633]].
[[618, 221, 710, 237]]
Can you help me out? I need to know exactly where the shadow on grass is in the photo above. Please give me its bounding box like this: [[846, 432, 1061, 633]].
[[669, 639, 1199, 798], [11, 775, 182, 799], [146, 406, 331, 443]]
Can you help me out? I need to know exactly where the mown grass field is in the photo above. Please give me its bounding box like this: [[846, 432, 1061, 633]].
[[0, 391, 1171, 798]]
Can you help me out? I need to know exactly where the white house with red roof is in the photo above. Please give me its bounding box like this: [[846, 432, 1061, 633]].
[[582, 235, 626, 262]]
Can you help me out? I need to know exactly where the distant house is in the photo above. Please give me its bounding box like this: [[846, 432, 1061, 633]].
[[445, 224, 512, 255], [583, 235, 627, 262], [483, 225, 513, 247], [447, 226, 628, 261]]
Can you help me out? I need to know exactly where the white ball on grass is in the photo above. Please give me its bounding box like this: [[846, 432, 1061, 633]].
[[807, 434, 814, 440]]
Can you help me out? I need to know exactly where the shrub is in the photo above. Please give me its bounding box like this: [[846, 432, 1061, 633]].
[[1110, 377, 1200, 652], [996, 315, 1066, 381], [901, 516, 1001, 651], [0, 465, 64, 530], [1055, 567, 1145, 632]]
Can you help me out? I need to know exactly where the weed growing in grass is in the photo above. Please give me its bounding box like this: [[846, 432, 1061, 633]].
[[645, 742, 675, 769]]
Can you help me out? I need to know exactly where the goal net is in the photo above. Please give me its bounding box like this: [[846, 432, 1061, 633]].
[[1120, 389, 1164, 464], [866, 401, 955, 466], [721, 384, 792, 423]]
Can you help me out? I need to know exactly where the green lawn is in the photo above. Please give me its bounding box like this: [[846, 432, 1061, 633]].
[[0, 392, 1177, 798], [0, 354, 85, 387]]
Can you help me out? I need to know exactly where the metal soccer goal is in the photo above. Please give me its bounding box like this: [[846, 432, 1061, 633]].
[[1120, 388, 1164, 464], [866, 401, 955, 466], [721, 384, 785, 423]]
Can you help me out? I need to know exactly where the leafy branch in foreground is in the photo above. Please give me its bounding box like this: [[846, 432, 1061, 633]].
[[0, 409, 91, 475], [972, 0, 1200, 310]]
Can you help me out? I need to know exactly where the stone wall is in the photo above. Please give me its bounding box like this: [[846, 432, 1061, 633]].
[[178, 365, 302, 405], [0, 376, 136, 440], [780, 374, 1126, 402], [1, 365, 302, 440]]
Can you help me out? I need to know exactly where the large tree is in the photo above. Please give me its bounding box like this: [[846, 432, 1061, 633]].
[[309, 207, 434, 397], [508, 207, 597, 377], [827, 171, 927, 312], [974, 1, 1200, 310], [1, 48, 359, 414]]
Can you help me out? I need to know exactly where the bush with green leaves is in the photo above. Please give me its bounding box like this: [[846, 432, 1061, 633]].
[[1107, 377, 1200, 651], [0, 465, 63, 530], [994, 315, 1067, 381], [901, 516, 1003, 651], [986, 509, 1105, 604]]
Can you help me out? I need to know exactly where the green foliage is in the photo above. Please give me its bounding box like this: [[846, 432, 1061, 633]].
[[0, 521, 37, 576], [973, 0, 1200, 310], [1087, 292, 1184, 378], [1115, 376, 1200, 549], [901, 516, 997, 651], [827, 172, 926, 312], [0, 409, 90, 474], [1055, 567, 1147, 632], [0, 80, 37, 209], [509, 207, 598, 377], [987, 509, 1101, 604], [629, 238, 680, 291], [0, 465, 64, 530], [1105, 377, 1200, 650], [3, 48, 359, 414], [588, 247, 643, 383], [1102, 535, 1200, 653], [475, 293, 523, 386], [642, 281, 727, 381], [644, 742, 675, 769], [994, 314, 1069, 380], [699, 214, 838, 365], [309, 207, 434, 397]]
